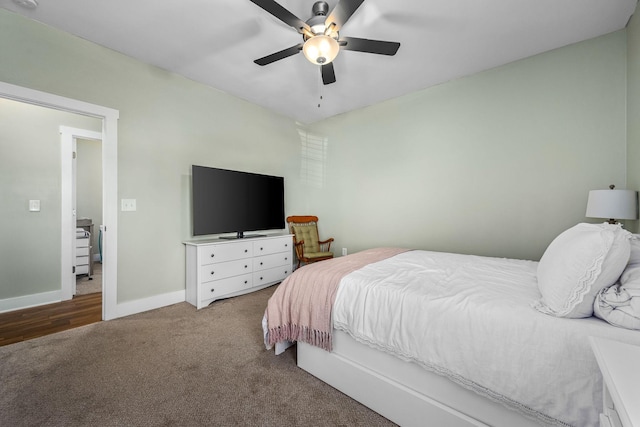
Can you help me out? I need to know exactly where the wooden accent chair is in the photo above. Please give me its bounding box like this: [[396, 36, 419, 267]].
[[287, 215, 334, 269]]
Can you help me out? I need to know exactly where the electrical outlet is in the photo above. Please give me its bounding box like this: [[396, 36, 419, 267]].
[[342, 248, 347, 256]]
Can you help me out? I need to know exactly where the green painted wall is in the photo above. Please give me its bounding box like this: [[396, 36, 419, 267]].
[[306, 31, 628, 261], [0, 98, 101, 298], [0, 6, 634, 305], [0, 9, 302, 303]]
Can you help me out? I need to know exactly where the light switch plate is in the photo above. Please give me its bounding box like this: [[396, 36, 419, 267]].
[[121, 199, 137, 211], [29, 200, 40, 212]]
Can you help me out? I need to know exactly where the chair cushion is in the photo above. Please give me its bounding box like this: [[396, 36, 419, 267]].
[[305, 251, 333, 260], [292, 224, 320, 253]]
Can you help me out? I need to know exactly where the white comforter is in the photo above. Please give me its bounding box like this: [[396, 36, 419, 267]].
[[332, 250, 640, 427]]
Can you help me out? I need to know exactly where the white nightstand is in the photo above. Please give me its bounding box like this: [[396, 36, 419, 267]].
[[590, 337, 640, 427]]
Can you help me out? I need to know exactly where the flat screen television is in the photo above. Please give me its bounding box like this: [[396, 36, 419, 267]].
[[191, 165, 285, 238]]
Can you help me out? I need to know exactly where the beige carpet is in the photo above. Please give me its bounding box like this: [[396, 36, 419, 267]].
[[75, 262, 102, 295], [0, 285, 395, 426]]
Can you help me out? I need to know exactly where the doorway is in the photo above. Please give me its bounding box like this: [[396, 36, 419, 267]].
[[60, 127, 103, 299], [0, 81, 119, 320]]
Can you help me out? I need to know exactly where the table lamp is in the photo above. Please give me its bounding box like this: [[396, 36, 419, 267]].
[[585, 185, 638, 224]]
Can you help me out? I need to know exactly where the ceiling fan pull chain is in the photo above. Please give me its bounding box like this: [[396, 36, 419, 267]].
[[318, 69, 323, 108]]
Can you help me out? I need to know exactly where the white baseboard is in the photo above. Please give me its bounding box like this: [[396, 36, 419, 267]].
[[0, 290, 63, 314], [0, 288, 186, 320], [112, 289, 186, 320]]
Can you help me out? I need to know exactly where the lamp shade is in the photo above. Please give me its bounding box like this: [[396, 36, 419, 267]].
[[303, 35, 340, 65], [585, 188, 638, 221]]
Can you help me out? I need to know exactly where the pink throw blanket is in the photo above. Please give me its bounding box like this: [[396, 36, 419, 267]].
[[266, 247, 409, 351]]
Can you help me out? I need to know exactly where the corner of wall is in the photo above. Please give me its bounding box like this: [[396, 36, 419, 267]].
[[627, 8, 640, 232]]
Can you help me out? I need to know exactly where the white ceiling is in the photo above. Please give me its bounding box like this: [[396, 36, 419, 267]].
[[1, 0, 637, 124]]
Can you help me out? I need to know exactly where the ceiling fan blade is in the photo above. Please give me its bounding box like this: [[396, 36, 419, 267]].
[[254, 43, 304, 66], [249, 0, 310, 34], [325, 0, 365, 31], [339, 36, 400, 56], [321, 63, 336, 85]]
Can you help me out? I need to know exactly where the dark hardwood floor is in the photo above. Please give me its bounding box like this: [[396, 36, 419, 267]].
[[0, 293, 102, 347]]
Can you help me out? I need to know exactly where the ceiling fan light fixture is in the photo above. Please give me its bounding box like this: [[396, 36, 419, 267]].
[[13, 0, 38, 8], [303, 35, 339, 65]]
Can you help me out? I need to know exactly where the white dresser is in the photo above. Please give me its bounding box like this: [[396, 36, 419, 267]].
[[590, 337, 640, 427], [184, 234, 293, 309]]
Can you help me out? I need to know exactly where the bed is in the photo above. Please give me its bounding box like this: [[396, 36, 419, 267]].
[[263, 223, 640, 427]]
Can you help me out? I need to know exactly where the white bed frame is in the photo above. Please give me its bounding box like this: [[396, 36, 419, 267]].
[[297, 330, 547, 427]]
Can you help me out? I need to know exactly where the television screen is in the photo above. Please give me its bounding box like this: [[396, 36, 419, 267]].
[[191, 165, 285, 238]]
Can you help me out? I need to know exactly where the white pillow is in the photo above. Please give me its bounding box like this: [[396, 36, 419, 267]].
[[626, 234, 640, 267], [533, 223, 631, 318]]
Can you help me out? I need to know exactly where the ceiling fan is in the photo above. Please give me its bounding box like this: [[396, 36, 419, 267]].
[[249, 0, 400, 85]]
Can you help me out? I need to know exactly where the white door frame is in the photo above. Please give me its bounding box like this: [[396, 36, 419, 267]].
[[0, 81, 119, 321], [60, 126, 102, 300]]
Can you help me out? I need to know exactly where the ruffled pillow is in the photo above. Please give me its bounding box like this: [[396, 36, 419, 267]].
[[533, 223, 631, 318], [594, 235, 640, 329]]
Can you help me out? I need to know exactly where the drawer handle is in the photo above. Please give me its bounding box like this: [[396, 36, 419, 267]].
[[285, 243, 288, 247], [244, 280, 248, 284], [211, 288, 215, 293], [210, 271, 215, 275], [210, 254, 215, 258], [244, 249, 248, 253], [285, 257, 288, 261], [285, 271, 288, 274], [260, 247, 263, 251], [260, 262, 263, 266], [245, 265, 248, 269], [260, 277, 263, 280]]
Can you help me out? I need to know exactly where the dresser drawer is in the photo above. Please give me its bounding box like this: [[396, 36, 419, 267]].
[[200, 273, 253, 300], [76, 255, 89, 266], [200, 241, 253, 265], [253, 266, 291, 286], [253, 236, 292, 256], [76, 237, 90, 248], [76, 264, 89, 275], [254, 252, 291, 271], [76, 246, 90, 256], [201, 258, 252, 282]]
